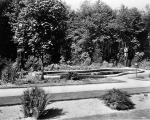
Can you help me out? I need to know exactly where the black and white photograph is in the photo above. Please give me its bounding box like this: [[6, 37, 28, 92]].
[[0, 0, 150, 119]]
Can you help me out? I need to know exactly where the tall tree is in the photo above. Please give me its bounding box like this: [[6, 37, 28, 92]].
[[12, 0, 68, 79], [67, 0, 115, 63]]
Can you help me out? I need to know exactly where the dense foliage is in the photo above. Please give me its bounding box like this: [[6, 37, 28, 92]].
[[10, 0, 68, 79], [101, 88, 135, 110], [21, 86, 50, 118], [67, 1, 150, 66], [66, 72, 79, 80], [1, 62, 19, 83], [0, 0, 150, 72]]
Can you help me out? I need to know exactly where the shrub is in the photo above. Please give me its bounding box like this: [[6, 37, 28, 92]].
[[44, 54, 52, 66], [132, 52, 145, 67], [66, 72, 79, 80], [25, 56, 42, 71], [138, 60, 150, 70], [101, 89, 134, 110], [21, 87, 50, 119], [27, 77, 41, 84], [90, 63, 102, 69], [58, 64, 69, 70], [101, 61, 110, 68], [0, 57, 12, 78], [14, 75, 41, 85], [134, 52, 145, 63], [83, 57, 91, 66], [1, 63, 19, 83], [59, 56, 66, 64]]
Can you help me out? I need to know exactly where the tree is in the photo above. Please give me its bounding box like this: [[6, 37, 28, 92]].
[[12, 0, 68, 79], [0, 0, 17, 60], [67, 0, 115, 63], [141, 5, 150, 59], [66, 0, 149, 65], [115, 6, 148, 66]]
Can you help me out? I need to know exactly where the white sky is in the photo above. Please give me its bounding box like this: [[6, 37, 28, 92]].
[[62, 0, 150, 10]]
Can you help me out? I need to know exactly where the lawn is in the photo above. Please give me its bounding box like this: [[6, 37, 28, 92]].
[[129, 74, 150, 81], [0, 87, 150, 106]]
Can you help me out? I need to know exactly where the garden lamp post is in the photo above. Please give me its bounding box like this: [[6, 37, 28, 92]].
[[17, 45, 25, 71]]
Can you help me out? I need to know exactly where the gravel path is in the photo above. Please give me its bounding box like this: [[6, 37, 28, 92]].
[[0, 94, 150, 120]]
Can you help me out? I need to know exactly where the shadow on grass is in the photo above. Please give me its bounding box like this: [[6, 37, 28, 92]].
[[39, 108, 65, 119]]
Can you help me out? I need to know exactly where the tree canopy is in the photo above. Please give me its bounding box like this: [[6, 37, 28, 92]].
[[0, 0, 149, 68], [66, 1, 150, 66], [9, 0, 68, 78]]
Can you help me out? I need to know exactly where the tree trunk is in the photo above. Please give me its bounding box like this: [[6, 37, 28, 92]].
[[41, 54, 44, 80]]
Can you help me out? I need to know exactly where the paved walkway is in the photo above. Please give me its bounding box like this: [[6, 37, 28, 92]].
[[0, 70, 150, 97]]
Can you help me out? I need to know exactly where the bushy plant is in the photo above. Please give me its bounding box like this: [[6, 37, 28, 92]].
[[83, 57, 91, 66], [1, 63, 19, 83], [44, 64, 60, 71], [101, 61, 110, 68], [101, 89, 134, 110], [0, 57, 7, 70], [89, 63, 102, 69], [0, 57, 12, 78], [21, 87, 50, 119], [132, 52, 145, 67], [44, 54, 52, 67], [66, 72, 79, 80], [25, 56, 42, 71], [59, 56, 66, 64], [138, 60, 150, 70], [26, 76, 42, 84], [15, 75, 41, 85]]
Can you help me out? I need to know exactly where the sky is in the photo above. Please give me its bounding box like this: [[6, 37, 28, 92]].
[[62, 0, 150, 11]]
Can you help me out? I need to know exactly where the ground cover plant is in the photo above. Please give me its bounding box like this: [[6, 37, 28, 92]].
[[21, 87, 50, 119], [101, 88, 135, 110]]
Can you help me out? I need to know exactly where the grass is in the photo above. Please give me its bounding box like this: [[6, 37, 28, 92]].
[[64, 109, 150, 120], [0, 87, 150, 106]]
